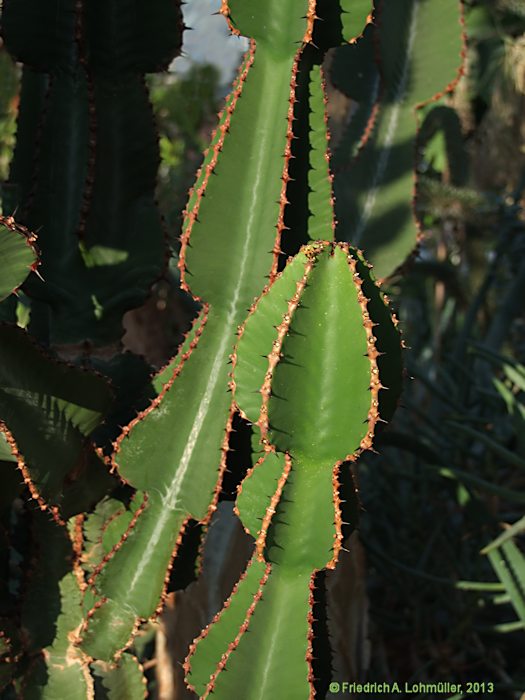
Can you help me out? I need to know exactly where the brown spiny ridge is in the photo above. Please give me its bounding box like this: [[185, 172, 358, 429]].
[[331, 95, 381, 178], [81, 659, 96, 700], [0, 422, 64, 525], [72, 514, 84, 558], [151, 516, 192, 620], [89, 613, 144, 664], [206, 404, 237, 522], [111, 305, 209, 471], [82, 595, 108, 628], [219, 1, 241, 36], [258, 260, 314, 445], [131, 656, 149, 699], [255, 453, 293, 561], [182, 551, 259, 683], [0, 214, 40, 275], [327, 460, 345, 570], [178, 42, 255, 296], [303, 0, 318, 44], [194, 519, 210, 579], [306, 571, 317, 699], [185, 559, 272, 698], [0, 215, 38, 247], [86, 493, 149, 590], [112, 614, 145, 662], [346, 251, 381, 457], [271, 52, 302, 280], [134, 656, 149, 699], [72, 514, 89, 593]]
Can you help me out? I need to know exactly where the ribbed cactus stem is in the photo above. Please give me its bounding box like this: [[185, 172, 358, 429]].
[[186, 242, 403, 698]]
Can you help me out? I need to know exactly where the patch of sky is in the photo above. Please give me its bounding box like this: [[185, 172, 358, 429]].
[[171, 0, 248, 91]]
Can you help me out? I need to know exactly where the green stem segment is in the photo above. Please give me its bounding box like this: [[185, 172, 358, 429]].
[[187, 243, 402, 697]]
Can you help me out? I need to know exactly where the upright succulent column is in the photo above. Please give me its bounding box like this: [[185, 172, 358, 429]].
[[186, 241, 402, 698], [78, 0, 374, 663], [1, 0, 182, 344]]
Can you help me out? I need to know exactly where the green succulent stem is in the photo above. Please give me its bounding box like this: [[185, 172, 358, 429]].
[[188, 242, 402, 697]]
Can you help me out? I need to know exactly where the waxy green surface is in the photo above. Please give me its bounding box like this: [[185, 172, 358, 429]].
[[183, 49, 297, 305], [269, 248, 371, 461], [226, 0, 310, 52], [82, 495, 143, 576], [340, 0, 373, 40]]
